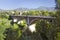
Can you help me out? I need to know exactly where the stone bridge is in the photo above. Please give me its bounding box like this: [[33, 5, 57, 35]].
[[9, 15, 56, 26]]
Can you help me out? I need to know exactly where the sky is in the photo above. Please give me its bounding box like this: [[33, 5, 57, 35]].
[[0, 0, 56, 10]]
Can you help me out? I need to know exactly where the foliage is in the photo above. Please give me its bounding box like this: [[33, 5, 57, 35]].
[[36, 20, 57, 40], [22, 10, 57, 16], [0, 10, 60, 40], [0, 18, 11, 40]]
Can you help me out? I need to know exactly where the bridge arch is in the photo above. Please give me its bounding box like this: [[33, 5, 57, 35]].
[[29, 18, 54, 25], [29, 18, 40, 25], [9, 15, 56, 26]]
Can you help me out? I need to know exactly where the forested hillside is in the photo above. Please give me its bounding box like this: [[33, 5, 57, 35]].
[[0, 10, 60, 40]]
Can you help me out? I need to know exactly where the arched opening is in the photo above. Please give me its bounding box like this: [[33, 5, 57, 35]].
[[30, 18, 40, 25]]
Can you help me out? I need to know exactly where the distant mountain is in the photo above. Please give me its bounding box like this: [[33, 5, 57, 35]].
[[0, 9, 3, 12], [14, 7, 56, 11], [0, 6, 56, 11], [0, 9, 2, 10], [14, 7, 29, 11], [35, 6, 56, 11]]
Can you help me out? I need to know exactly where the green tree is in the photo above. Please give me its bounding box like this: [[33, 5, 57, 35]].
[[0, 18, 11, 40], [36, 20, 57, 40]]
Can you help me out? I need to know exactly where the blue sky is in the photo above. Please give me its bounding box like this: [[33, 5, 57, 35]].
[[0, 0, 56, 10]]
